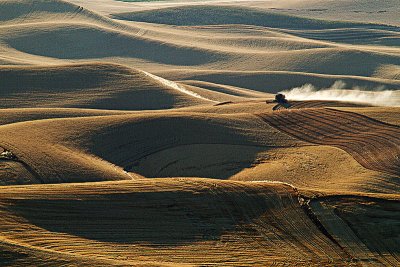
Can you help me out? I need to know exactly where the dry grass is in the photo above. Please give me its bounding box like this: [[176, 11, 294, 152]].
[[0, 0, 399, 266]]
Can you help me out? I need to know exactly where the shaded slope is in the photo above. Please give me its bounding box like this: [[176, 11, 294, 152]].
[[128, 144, 268, 179], [0, 160, 39, 186], [0, 0, 128, 29], [282, 28, 400, 46], [81, 113, 301, 170], [0, 180, 351, 266], [0, 63, 212, 110], [113, 5, 399, 31], [0, 1, 227, 67], [257, 108, 400, 176], [311, 196, 400, 266], [0, 0, 86, 22], [2, 23, 219, 65]]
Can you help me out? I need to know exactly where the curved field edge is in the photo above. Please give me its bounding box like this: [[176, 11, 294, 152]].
[[0, 179, 352, 266]]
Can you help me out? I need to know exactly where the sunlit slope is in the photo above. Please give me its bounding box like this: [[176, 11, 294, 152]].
[[0, 108, 132, 126], [0, 63, 213, 110], [231, 145, 399, 194], [0, 241, 151, 267], [0, 180, 352, 266], [337, 107, 400, 126], [258, 108, 400, 176]]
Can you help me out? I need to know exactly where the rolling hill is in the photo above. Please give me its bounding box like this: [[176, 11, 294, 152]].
[[0, 0, 399, 266]]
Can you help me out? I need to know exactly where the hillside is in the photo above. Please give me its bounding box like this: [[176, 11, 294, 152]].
[[0, 0, 399, 266]]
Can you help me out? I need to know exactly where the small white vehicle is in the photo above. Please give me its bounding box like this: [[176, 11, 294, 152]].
[[0, 150, 17, 160]]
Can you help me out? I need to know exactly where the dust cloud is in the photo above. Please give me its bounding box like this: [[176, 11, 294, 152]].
[[282, 81, 400, 107]]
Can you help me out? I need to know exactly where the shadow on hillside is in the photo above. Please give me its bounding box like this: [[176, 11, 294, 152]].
[[113, 5, 400, 31], [312, 196, 400, 258], [7, 27, 217, 65], [126, 144, 267, 179], [8, 187, 278, 245]]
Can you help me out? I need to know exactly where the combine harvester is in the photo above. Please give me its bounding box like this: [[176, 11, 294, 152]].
[[271, 94, 292, 111]]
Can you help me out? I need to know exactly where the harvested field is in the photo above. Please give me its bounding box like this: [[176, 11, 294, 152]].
[[258, 108, 400, 176], [0, 179, 353, 266], [0, 0, 399, 265]]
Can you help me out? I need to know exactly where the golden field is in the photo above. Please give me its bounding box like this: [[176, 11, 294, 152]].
[[0, 0, 399, 266]]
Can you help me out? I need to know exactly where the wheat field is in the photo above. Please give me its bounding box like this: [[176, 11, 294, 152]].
[[0, 0, 399, 266]]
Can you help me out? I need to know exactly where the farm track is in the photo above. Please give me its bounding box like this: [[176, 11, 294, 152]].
[[257, 108, 400, 176], [0, 143, 45, 184]]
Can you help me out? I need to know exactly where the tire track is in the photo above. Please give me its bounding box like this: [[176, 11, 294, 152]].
[[257, 108, 400, 176], [0, 143, 45, 184]]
